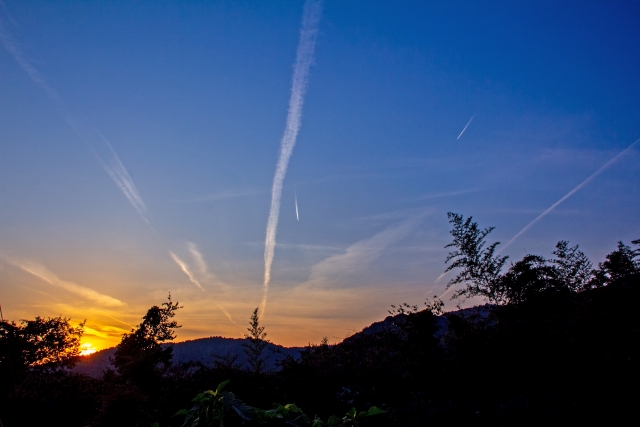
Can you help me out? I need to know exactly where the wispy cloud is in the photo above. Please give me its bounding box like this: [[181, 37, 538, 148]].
[[305, 215, 424, 288], [103, 315, 135, 330], [457, 112, 476, 140], [501, 139, 640, 251], [0, 6, 50, 91], [0, 5, 149, 225], [169, 251, 204, 291], [82, 326, 113, 339], [169, 243, 216, 291], [414, 189, 478, 201], [94, 131, 148, 218], [218, 305, 235, 324], [433, 271, 449, 287], [4, 257, 126, 308], [262, 0, 323, 316], [187, 242, 213, 281]]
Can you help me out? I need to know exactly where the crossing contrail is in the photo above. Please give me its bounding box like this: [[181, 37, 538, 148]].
[[261, 0, 322, 317], [501, 139, 640, 252], [295, 191, 300, 221], [457, 113, 476, 139]]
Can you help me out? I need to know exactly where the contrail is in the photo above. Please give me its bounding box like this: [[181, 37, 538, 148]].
[[5, 257, 126, 307], [501, 139, 640, 252], [433, 271, 448, 286], [0, 6, 50, 93], [218, 305, 235, 324], [262, 0, 322, 316], [188, 242, 210, 278], [170, 252, 204, 290], [94, 130, 148, 219], [295, 191, 300, 221], [82, 326, 112, 339], [457, 112, 476, 139], [0, 5, 149, 225], [104, 315, 136, 330]]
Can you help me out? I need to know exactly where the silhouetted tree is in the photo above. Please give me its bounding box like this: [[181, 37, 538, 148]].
[[213, 352, 240, 371], [551, 240, 593, 291], [0, 316, 84, 372], [444, 212, 509, 304], [443, 214, 605, 305], [242, 308, 269, 374], [113, 293, 181, 386], [599, 240, 640, 281], [499, 254, 561, 304]]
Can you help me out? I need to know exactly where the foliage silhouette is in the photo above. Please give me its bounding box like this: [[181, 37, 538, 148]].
[[175, 380, 386, 427], [551, 240, 593, 291], [113, 293, 181, 388], [243, 307, 270, 374], [599, 239, 640, 281], [0, 316, 84, 371], [443, 212, 639, 305], [176, 380, 260, 427], [444, 212, 509, 303], [1, 214, 639, 427]]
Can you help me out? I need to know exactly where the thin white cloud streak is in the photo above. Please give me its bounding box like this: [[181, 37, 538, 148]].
[[175, 242, 236, 324], [433, 271, 448, 286], [188, 242, 210, 279], [0, 6, 149, 224], [457, 113, 476, 139], [414, 189, 477, 201], [104, 315, 135, 330], [0, 8, 50, 92], [218, 305, 235, 324], [262, 0, 322, 316], [94, 131, 148, 219], [4, 257, 126, 308], [170, 252, 204, 291], [438, 283, 456, 299], [83, 326, 112, 339], [501, 139, 640, 252], [305, 215, 424, 288], [295, 192, 300, 221]]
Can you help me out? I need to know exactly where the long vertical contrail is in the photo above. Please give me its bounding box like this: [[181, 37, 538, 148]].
[[295, 191, 300, 221], [262, 0, 322, 316], [501, 139, 640, 251]]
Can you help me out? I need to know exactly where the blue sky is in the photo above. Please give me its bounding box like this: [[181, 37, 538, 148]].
[[1, 0, 639, 349]]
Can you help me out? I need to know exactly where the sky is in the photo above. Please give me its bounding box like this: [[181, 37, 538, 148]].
[[1, 0, 639, 351]]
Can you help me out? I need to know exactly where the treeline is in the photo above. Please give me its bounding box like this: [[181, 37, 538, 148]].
[[1, 213, 638, 426]]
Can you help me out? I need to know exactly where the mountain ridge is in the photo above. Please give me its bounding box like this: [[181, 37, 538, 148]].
[[74, 336, 305, 377]]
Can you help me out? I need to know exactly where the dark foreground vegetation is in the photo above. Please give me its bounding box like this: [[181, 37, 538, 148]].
[[1, 213, 639, 426]]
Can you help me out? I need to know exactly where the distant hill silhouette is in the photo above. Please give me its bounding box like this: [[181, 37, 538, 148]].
[[74, 336, 303, 377], [75, 304, 502, 378]]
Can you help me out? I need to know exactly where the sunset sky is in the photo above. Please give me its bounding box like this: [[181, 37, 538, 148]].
[[1, 1, 639, 351]]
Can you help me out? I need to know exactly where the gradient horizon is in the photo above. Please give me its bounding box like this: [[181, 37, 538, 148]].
[[1, 1, 639, 351]]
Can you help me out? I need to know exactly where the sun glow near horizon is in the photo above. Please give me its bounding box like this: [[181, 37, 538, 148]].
[[1, 1, 638, 358], [79, 343, 97, 356]]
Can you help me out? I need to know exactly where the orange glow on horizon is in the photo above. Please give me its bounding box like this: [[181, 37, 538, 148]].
[[79, 343, 97, 356]]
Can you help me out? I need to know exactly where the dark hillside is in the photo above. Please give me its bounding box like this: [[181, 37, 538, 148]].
[[278, 274, 639, 426], [74, 337, 302, 377], [1, 276, 637, 426]]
